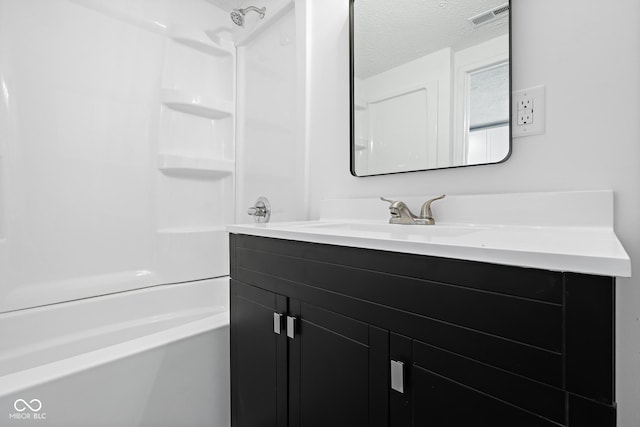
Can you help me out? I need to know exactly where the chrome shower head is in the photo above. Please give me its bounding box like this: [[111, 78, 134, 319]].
[[230, 6, 266, 27], [230, 9, 244, 26]]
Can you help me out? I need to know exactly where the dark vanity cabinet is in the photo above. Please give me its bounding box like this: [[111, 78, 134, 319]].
[[230, 280, 388, 427], [230, 234, 616, 427]]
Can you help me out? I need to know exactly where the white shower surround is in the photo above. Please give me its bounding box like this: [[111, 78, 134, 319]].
[[0, 0, 235, 313], [0, 0, 240, 425]]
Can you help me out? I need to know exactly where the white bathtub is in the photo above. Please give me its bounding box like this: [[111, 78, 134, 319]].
[[0, 278, 230, 427]]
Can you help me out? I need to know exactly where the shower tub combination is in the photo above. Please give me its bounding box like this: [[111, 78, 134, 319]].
[[0, 278, 230, 427], [0, 0, 240, 424], [0, 0, 299, 425]]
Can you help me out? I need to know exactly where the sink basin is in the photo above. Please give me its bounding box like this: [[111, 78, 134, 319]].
[[292, 221, 488, 240]]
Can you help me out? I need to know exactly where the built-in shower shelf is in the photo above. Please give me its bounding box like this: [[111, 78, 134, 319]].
[[170, 27, 234, 57], [354, 144, 367, 151], [355, 103, 367, 111], [161, 89, 233, 119], [158, 153, 234, 177]]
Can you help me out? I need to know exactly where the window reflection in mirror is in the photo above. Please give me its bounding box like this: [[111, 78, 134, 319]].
[[351, 0, 511, 176], [467, 62, 510, 164]]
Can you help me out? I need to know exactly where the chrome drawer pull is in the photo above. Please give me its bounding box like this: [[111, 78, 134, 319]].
[[390, 360, 405, 393], [273, 313, 283, 335], [287, 316, 296, 339]]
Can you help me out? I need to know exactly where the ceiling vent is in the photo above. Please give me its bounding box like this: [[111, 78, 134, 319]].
[[469, 4, 510, 28]]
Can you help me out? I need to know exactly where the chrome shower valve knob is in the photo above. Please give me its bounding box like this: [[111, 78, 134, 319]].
[[247, 196, 271, 223]]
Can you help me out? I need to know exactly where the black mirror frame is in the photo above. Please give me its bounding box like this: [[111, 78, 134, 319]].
[[349, 0, 513, 177]]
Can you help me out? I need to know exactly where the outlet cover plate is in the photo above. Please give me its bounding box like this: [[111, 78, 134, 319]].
[[513, 85, 545, 137]]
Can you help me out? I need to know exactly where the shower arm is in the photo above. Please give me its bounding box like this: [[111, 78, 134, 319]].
[[241, 6, 266, 17], [231, 5, 266, 27]]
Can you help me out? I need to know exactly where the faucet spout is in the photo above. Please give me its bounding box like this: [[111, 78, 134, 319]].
[[380, 197, 418, 224]]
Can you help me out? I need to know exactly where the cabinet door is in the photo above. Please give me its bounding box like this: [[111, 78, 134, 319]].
[[289, 300, 389, 427], [230, 280, 288, 427], [390, 333, 563, 427]]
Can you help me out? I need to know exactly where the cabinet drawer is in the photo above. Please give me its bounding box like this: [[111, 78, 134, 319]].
[[412, 367, 561, 427], [413, 340, 565, 424], [233, 234, 563, 303]]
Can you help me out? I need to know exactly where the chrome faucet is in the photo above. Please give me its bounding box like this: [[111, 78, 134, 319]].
[[380, 198, 417, 225], [381, 195, 445, 225]]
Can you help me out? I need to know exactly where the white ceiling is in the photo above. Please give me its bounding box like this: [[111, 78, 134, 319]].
[[354, 0, 509, 79]]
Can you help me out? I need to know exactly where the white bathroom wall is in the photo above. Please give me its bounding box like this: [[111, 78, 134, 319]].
[[305, 0, 640, 425], [0, 0, 234, 312]]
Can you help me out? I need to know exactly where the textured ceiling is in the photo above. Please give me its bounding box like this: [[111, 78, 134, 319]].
[[354, 0, 509, 79]]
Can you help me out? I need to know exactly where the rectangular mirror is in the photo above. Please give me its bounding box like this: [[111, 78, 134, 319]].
[[350, 0, 511, 176]]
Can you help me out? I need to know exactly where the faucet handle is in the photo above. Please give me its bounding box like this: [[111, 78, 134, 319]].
[[247, 196, 271, 223], [419, 194, 446, 221], [380, 197, 395, 204]]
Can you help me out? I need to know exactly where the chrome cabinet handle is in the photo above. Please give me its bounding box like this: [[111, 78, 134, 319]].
[[273, 313, 283, 335], [390, 360, 405, 393], [287, 316, 296, 339]]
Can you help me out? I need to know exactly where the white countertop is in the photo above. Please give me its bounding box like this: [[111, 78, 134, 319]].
[[228, 191, 631, 277]]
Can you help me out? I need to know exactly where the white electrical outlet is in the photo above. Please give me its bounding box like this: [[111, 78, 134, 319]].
[[513, 85, 545, 137], [517, 110, 533, 125], [518, 97, 533, 111]]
